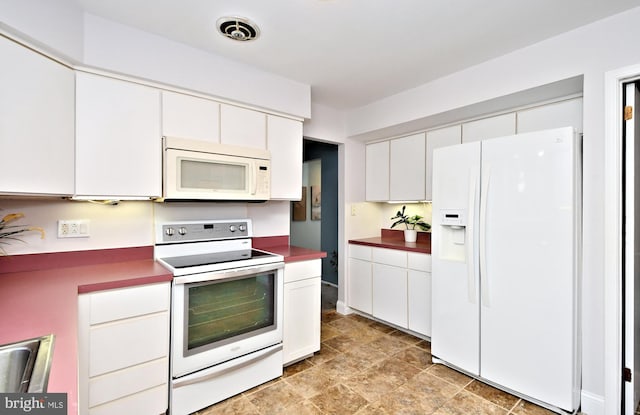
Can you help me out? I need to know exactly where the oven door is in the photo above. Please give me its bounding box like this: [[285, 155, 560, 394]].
[[171, 262, 284, 378]]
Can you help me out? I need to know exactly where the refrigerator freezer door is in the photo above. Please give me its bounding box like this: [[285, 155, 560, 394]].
[[432, 141, 481, 375], [479, 127, 578, 411]]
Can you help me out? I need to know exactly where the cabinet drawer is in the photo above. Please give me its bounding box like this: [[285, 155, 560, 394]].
[[372, 247, 407, 268], [284, 259, 321, 283], [89, 312, 169, 377], [408, 253, 432, 272], [89, 358, 168, 407], [88, 283, 170, 325], [89, 384, 167, 415], [349, 244, 372, 261]]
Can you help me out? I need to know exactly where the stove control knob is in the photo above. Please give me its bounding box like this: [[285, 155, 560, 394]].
[[239, 224, 247, 232], [178, 227, 187, 236], [165, 227, 175, 236], [229, 225, 237, 232]]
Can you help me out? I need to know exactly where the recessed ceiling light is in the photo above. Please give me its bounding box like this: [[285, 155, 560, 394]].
[[216, 16, 260, 42]]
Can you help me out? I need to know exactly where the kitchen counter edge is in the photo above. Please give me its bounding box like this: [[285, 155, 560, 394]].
[[348, 236, 431, 254]]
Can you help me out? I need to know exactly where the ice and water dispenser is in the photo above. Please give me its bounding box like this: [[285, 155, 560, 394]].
[[439, 209, 467, 262]]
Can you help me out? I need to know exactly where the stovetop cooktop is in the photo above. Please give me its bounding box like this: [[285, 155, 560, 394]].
[[161, 249, 277, 269]]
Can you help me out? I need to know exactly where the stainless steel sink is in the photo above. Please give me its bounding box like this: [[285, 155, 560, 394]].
[[0, 334, 55, 393]]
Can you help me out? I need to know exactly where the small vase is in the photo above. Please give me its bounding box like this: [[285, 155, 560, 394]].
[[404, 229, 417, 243]]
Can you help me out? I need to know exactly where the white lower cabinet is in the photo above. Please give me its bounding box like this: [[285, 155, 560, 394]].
[[348, 244, 431, 337], [408, 270, 432, 337], [78, 283, 170, 415], [283, 259, 321, 366], [407, 252, 432, 336], [348, 245, 373, 314], [372, 263, 408, 328]]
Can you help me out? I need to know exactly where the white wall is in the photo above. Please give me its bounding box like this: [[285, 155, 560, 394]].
[[0, 4, 310, 119], [82, 13, 310, 119], [0, 199, 153, 255], [343, 7, 640, 412], [304, 102, 347, 142], [0, 199, 290, 256], [0, 0, 84, 60]]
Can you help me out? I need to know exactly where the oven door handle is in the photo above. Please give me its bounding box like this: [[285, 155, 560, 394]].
[[173, 262, 284, 285], [172, 344, 283, 388]]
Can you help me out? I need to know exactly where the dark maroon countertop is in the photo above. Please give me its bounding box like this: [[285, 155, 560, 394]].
[[253, 236, 327, 262], [349, 229, 431, 254], [0, 238, 325, 414], [0, 246, 172, 415]]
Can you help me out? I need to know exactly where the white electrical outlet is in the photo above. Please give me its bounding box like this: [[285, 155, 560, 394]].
[[58, 220, 90, 238]]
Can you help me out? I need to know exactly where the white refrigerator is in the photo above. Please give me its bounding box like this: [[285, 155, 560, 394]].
[[431, 127, 581, 413]]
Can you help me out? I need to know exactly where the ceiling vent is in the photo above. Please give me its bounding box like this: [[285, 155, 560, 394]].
[[216, 16, 260, 42]]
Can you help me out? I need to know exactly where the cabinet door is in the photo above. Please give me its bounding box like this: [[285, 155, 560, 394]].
[[365, 141, 390, 201], [0, 37, 74, 195], [426, 125, 461, 200], [78, 283, 170, 415], [408, 270, 432, 337], [372, 263, 408, 328], [283, 277, 321, 365], [162, 91, 220, 142], [516, 98, 583, 134], [462, 113, 516, 143], [267, 115, 303, 199], [76, 72, 161, 198], [348, 258, 372, 314], [390, 133, 426, 201], [220, 104, 266, 148]]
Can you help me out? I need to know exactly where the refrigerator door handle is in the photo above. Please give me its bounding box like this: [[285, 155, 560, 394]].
[[480, 165, 491, 307], [467, 168, 477, 304]]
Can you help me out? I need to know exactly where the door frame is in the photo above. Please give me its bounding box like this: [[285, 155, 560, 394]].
[[604, 64, 640, 415]]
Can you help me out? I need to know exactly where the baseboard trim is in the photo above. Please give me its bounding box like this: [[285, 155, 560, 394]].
[[580, 390, 604, 415], [336, 300, 351, 315]]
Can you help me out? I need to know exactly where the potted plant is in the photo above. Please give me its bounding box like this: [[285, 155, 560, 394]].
[[0, 212, 45, 254], [390, 205, 431, 242]]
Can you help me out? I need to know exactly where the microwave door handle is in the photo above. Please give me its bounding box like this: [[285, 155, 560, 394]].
[[251, 163, 257, 195]]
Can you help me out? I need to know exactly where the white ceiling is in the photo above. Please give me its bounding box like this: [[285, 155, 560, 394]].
[[74, 0, 640, 110]]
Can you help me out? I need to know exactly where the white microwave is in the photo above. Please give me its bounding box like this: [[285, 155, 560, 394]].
[[162, 136, 271, 201]]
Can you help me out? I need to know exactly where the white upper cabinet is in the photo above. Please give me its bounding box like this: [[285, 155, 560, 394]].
[[517, 98, 583, 134], [365, 141, 390, 201], [220, 104, 267, 149], [426, 126, 461, 201], [267, 115, 303, 200], [390, 133, 426, 201], [0, 37, 75, 196], [76, 72, 162, 198], [161, 91, 220, 142], [462, 113, 516, 143]]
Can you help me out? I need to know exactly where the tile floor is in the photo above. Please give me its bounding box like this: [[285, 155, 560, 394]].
[[193, 284, 564, 415]]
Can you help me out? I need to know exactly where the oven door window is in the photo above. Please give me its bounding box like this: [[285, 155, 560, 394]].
[[185, 271, 276, 355]]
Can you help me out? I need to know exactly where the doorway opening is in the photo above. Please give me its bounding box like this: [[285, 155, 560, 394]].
[[604, 64, 640, 415], [290, 139, 339, 311]]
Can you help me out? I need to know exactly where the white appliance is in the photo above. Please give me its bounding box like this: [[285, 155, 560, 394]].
[[155, 219, 284, 415], [431, 127, 581, 414], [162, 136, 271, 201]]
